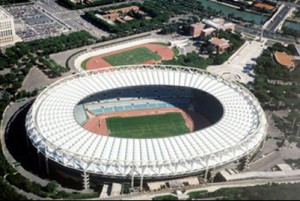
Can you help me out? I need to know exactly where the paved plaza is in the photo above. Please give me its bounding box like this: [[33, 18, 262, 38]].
[[208, 39, 266, 84]]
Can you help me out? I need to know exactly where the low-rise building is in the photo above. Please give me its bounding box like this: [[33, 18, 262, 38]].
[[200, 27, 216, 38], [190, 18, 235, 38], [202, 18, 236, 32], [101, 5, 142, 24], [190, 22, 206, 37], [106, 6, 140, 14], [209, 37, 230, 53], [212, 18, 225, 25]]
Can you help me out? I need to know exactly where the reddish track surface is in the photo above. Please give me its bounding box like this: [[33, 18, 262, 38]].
[[83, 108, 200, 136], [86, 44, 174, 70]]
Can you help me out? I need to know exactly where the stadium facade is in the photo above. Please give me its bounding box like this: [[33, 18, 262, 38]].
[[25, 65, 268, 188]]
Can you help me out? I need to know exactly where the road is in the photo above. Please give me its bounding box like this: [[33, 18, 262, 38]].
[[265, 5, 292, 32], [268, 0, 300, 9], [101, 176, 300, 200], [235, 24, 295, 44]]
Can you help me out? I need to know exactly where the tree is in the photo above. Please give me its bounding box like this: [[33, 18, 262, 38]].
[[44, 181, 58, 193], [5, 73, 16, 83]]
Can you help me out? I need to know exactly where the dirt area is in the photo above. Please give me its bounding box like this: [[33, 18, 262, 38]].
[[21, 67, 71, 92]]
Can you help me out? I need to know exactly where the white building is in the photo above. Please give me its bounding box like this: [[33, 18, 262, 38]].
[[0, 6, 18, 47]]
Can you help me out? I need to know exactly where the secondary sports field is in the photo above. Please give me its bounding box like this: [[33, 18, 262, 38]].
[[84, 43, 175, 70], [106, 112, 190, 138], [103, 47, 161, 66]]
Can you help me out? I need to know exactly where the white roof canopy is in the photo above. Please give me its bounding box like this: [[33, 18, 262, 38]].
[[26, 65, 267, 178]]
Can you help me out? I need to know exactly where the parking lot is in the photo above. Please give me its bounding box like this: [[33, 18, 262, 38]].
[[6, 4, 71, 41], [37, 0, 67, 13], [36, 0, 109, 38]]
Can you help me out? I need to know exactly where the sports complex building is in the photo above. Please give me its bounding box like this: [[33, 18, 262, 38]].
[[25, 65, 268, 189]]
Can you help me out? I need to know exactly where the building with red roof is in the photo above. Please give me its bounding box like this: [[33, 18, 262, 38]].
[[209, 37, 230, 53]]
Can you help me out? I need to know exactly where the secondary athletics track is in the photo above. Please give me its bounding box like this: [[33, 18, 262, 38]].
[[85, 43, 174, 70]]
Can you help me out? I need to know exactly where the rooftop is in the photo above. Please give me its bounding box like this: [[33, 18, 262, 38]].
[[106, 5, 140, 14], [212, 18, 225, 25], [224, 22, 235, 27], [276, 164, 293, 171], [254, 3, 275, 10], [274, 51, 295, 70], [191, 22, 206, 29], [202, 27, 216, 32], [0, 6, 12, 20], [209, 37, 230, 48], [202, 19, 224, 30], [26, 66, 266, 177]]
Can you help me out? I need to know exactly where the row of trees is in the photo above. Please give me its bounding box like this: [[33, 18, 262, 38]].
[[37, 57, 68, 77], [0, 179, 28, 200], [163, 52, 210, 69], [0, 142, 28, 200], [5, 172, 97, 199]]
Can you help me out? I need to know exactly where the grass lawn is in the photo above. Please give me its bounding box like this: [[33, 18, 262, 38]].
[[81, 58, 90, 70], [150, 42, 170, 46], [172, 47, 179, 57], [106, 112, 190, 138], [102, 47, 161, 66], [153, 195, 178, 200]]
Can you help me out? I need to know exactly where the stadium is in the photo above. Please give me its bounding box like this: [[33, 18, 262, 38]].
[[25, 65, 267, 186]]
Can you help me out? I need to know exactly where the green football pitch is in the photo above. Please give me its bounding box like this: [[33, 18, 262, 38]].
[[106, 112, 190, 138], [102, 47, 161, 66]]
